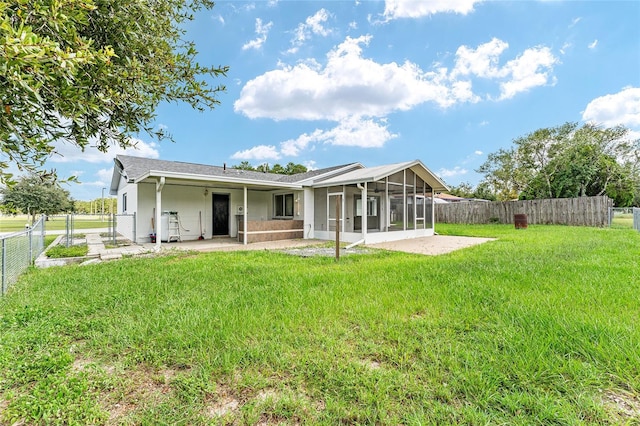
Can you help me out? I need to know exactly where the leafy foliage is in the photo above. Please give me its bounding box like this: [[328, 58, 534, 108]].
[[477, 122, 640, 205], [233, 161, 309, 175], [0, 174, 73, 218], [0, 0, 228, 184], [447, 181, 496, 201]]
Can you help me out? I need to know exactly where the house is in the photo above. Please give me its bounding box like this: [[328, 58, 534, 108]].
[[109, 155, 449, 247]]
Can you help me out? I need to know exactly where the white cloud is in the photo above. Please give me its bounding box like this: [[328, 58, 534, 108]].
[[474, 150, 483, 155], [280, 117, 397, 156], [383, 0, 483, 20], [231, 145, 281, 161], [559, 42, 572, 55], [242, 18, 273, 51], [96, 168, 112, 183], [291, 9, 332, 47], [588, 39, 598, 49], [212, 14, 224, 25], [479, 120, 489, 126], [237, 35, 556, 122], [438, 166, 468, 178], [348, 21, 358, 30], [236, 35, 478, 121], [497, 46, 559, 100], [49, 138, 160, 164], [452, 38, 509, 79], [79, 168, 113, 188], [569, 17, 581, 28], [582, 87, 640, 128], [302, 160, 317, 171], [452, 38, 559, 99]]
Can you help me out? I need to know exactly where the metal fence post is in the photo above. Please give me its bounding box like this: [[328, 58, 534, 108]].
[[65, 215, 70, 248], [29, 226, 33, 263], [1, 239, 6, 296], [113, 214, 117, 245]]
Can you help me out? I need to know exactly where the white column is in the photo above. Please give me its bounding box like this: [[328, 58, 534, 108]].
[[243, 186, 248, 245], [155, 177, 165, 250], [362, 182, 368, 242]]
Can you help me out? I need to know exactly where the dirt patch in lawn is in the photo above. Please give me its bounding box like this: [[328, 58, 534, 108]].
[[367, 235, 495, 256], [602, 389, 640, 421]]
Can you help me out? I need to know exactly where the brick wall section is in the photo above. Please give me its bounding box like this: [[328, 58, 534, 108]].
[[238, 220, 304, 243]]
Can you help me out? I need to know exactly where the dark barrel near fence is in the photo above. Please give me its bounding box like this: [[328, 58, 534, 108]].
[[514, 214, 528, 229]]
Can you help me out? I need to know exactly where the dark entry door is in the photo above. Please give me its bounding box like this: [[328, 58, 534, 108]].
[[212, 194, 230, 236]]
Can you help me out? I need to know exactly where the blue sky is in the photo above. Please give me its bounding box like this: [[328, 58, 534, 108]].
[[48, 0, 640, 201]]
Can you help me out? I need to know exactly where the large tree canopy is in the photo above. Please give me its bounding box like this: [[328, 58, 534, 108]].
[[1, 0, 228, 184], [1, 174, 73, 220], [477, 122, 640, 206]]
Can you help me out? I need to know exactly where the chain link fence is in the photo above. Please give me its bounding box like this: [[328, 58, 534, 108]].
[[1, 216, 46, 295]]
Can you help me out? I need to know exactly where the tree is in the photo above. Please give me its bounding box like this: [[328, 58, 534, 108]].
[[233, 161, 255, 171], [1, 175, 73, 222], [231, 162, 308, 175], [1, 0, 228, 184], [447, 181, 497, 201], [478, 123, 640, 205]]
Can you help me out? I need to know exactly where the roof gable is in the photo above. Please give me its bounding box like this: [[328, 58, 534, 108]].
[[312, 159, 449, 191]]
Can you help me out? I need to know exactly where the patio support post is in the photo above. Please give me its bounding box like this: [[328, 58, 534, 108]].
[[403, 170, 407, 231], [243, 186, 248, 245], [431, 185, 435, 230], [155, 177, 165, 250], [385, 177, 389, 232], [361, 182, 368, 242]]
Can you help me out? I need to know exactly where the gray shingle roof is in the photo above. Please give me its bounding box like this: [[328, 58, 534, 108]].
[[115, 155, 358, 185]]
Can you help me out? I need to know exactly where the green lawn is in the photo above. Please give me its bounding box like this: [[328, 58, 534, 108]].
[[0, 215, 109, 232], [611, 213, 634, 229], [1, 225, 639, 424]]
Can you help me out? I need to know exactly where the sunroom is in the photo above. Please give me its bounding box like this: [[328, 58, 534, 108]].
[[310, 160, 449, 244]]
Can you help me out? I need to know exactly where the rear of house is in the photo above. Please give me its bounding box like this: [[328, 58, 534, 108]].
[[110, 155, 448, 247]]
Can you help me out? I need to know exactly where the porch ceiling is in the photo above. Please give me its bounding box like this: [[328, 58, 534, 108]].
[[138, 175, 301, 191]]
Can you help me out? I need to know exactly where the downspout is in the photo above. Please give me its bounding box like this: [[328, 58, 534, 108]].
[[155, 177, 165, 250]]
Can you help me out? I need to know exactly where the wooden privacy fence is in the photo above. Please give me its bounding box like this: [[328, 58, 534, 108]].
[[435, 196, 613, 227]]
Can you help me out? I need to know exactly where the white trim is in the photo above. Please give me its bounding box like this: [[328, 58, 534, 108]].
[[137, 170, 302, 189]]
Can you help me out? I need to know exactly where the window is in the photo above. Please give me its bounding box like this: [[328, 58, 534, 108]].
[[356, 197, 378, 217], [274, 193, 294, 217], [122, 193, 127, 213]]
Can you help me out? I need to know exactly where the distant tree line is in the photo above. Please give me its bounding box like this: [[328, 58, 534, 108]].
[[0, 174, 116, 219], [448, 122, 640, 206], [233, 161, 308, 175]]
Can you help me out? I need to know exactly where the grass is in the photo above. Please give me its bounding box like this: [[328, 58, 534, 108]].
[[0, 215, 108, 232], [1, 224, 639, 424], [611, 213, 634, 229], [45, 244, 89, 258]]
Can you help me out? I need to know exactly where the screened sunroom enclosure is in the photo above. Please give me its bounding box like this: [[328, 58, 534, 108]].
[[311, 162, 445, 244]]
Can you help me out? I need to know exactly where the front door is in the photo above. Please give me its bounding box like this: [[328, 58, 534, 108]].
[[212, 194, 230, 236]]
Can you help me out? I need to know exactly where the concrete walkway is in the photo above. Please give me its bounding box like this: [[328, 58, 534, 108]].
[[37, 233, 496, 268], [84, 233, 150, 261]]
